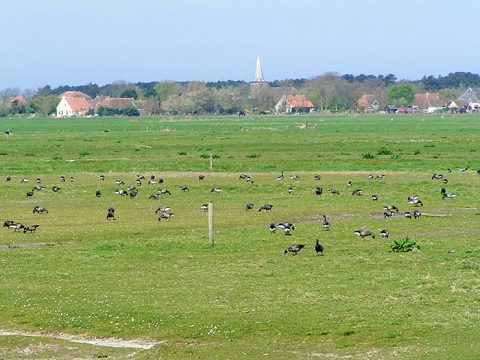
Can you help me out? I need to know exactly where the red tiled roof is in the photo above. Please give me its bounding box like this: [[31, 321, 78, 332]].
[[60, 91, 91, 99], [65, 97, 93, 112], [286, 95, 314, 108], [414, 92, 444, 108], [356, 94, 377, 108], [7, 96, 27, 106]]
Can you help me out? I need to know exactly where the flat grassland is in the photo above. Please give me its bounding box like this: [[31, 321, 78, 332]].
[[0, 114, 479, 359]]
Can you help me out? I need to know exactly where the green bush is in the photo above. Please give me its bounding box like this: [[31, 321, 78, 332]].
[[377, 147, 393, 155], [390, 237, 420, 253], [362, 153, 375, 159]]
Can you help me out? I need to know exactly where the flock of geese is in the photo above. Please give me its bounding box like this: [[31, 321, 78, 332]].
[[3, 166, 478, 255]]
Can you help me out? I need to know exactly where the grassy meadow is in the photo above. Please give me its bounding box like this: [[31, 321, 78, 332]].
[[0, 114, 479, 359]]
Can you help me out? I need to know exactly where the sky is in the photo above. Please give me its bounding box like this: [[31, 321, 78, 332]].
[[1, 0, 479, 90]]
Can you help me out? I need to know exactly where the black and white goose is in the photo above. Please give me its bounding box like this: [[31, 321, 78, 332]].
[[413, 210, 422, 219], [322, 215, 330, 230], [328, 188, 340, 195], [290, 174, 300, 180], [158, 212, 174, 220], [407, 195, 423, 207], [371, 194, 378, 201], [315, 186, 323, 196], [155, 206, 171, 213], [180, 185, 189, 192], [284, 244, 304, 255], [276, 222, 295, 235], [441, 187, 456, 199], [315, 240, 324, 255], [352, 188, 362, 196], [383, 205, 399, 213], [259, 204, 273, 212], [354, 229, 375, 239], [288, 187, 294, 195], [268, 223, 277, 233], [245, 203, 254, 211], [314, 175, 321, 181], [211, 188, 223, 193], [276, 171, 284, 181], [115, 180, 125, 186], [380, 229, 389, 238], [404, 211, 412, 219], [201, 204, 209, 211]]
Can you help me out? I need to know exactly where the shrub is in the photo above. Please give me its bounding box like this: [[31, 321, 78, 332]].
[[246, 153, 260, 158], [178, 151, 187, 155], [377, 147, 393, 155], [362, 153, 375, 159], [200, 153, 220, 159], [414, 149, 421, 155], [390, 237, 420, 253]]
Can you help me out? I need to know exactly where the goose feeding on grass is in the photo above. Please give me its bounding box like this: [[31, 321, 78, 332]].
[[371, 194, 378, 201], [201, 204, 209, 211], [383, 205, 399, 213], [353, 229, 375, 239], [380, 229, 389, 238], [245, 203, 254, 211], [211, 188, 223, 193], [288, 187, 294, 195], [284, 244, 304, 255], [315, 186, 323, 196], [258, 204, 273, 212]]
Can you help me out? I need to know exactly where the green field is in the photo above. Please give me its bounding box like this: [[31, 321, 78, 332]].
[[0, 114, 479, 359]]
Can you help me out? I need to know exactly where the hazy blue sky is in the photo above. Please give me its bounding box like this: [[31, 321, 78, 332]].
[[1, 0, 479, 90]]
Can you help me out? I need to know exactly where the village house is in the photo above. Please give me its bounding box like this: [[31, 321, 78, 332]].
[[274, 94, 314, 114], [7, 96, 28, 107], [413, 92, 445, 113], [355, 93, 388, 112], [56, 91, 93, 117]]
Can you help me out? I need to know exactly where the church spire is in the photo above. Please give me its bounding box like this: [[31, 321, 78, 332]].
[[254, 55, 264, 82]]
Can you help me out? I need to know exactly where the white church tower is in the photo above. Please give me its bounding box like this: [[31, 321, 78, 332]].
[[250, 55, 268, 96]]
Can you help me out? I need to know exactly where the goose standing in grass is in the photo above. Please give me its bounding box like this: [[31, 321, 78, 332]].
[[371, 194, 378, 201], [315, 186, 323, 196], [328, 188, 340, 195], [314, 175, 321, 181], [155, 206, 171, 214], [322, 215, 330, 230], [284, 244, 304, 255], [276, 171, 284, 181], [179, 185, 189, 192], [51, 186, 61, 192], [352, 188, 362, 196], [201, 204, 209, 211], [315, 240, 324, 255], [413, 210, 422, 219], [290, 174, 300, 180], [383, 205, 399, 213], [245, 203, 254, 211], [408, 195, 423, 207], [384, 211, 394, 219], [441, 187, 456, 199], [459, 166, 469, 172], [354, 229, 375, 239], [198, 175, 205, 181], [99, 175, 105, 181], [276, 222, 295, 235], [380, 229, 389, 238], [268, 223, 277, 233], [288, 187, 294, 195], [404, 211, 412, 219], [158, 212, 174, 221]]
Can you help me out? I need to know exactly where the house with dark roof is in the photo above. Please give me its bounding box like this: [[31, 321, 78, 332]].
[[274, 94, 314, 114], [413, 92, 446, 113]]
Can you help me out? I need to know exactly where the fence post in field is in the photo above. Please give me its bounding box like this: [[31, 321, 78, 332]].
[[208, 202, 214, 246], [209, 153, 213, 170]]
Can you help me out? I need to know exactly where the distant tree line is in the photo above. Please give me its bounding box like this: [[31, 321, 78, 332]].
[[1, 71, 480, 117]]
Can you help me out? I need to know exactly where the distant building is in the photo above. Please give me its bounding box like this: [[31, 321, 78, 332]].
[[249, 56, 269, 97], [448, 99, 468, 112], [7, 96, 28, 107], [413, 92, 445, 113], [56, 91, 93, 117], [355, 94, 381, 112], [274, 94, 314, 114]]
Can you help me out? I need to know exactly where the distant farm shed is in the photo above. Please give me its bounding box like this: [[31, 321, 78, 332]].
[[274, 94, 314, 114]]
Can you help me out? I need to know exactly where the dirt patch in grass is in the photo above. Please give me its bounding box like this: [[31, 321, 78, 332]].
[[0, 329, 161, 349]]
